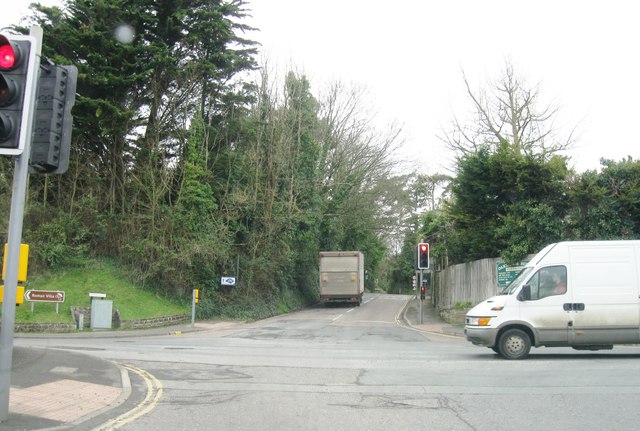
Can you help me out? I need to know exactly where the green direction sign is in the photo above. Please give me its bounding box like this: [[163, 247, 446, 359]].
[[496, 261, 527, 287]]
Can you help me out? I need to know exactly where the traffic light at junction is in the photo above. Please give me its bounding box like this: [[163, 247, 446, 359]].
[[0, 34, 34, 153], [29, 63, 77, 174], [417, 242, 430, 270], [0, 32, 77, 171]]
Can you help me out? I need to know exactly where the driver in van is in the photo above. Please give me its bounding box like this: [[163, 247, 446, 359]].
[[551, 271, 566, 294]]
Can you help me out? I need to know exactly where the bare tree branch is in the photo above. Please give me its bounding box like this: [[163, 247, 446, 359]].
[[441, 61, 576, 162]]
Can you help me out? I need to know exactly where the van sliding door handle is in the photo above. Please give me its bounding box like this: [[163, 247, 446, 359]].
[[563, 303, 586, 311]]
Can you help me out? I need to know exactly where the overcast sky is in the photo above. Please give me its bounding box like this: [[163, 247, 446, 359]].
[[4, 0, 638, 173]]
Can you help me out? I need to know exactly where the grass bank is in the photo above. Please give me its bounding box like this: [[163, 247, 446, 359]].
[[7, 259, 189, 325]]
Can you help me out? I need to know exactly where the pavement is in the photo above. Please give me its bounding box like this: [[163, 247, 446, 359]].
[[3, 322, 215, 431], [3, 297, 463, 430], [7, 346, 124, 430], [401, 295, 466, 338]]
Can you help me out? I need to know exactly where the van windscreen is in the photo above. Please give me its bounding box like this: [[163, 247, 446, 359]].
[[501, 267, 533, 295]]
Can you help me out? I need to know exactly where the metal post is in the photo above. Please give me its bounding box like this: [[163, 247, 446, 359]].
[[0, 26, 42, 423], [419, 270, 424, 324], [191, 289, 196, 328]]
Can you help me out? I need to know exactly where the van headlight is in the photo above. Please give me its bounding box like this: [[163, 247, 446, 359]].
[[466, 316, 492, 326]]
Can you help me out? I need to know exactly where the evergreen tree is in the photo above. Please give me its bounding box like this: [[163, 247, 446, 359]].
[[446, 143, 569, 263]]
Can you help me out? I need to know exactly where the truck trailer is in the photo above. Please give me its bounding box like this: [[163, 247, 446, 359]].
[[319, 251, 364, 305]]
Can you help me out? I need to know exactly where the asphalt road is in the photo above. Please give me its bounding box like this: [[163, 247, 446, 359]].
[[13, 293, 640, 430]]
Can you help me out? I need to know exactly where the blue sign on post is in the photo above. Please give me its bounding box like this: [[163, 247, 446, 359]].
[[221, 277, 236, 286]]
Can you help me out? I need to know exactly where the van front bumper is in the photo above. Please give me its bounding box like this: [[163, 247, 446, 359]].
[[464, 326, 499, 347]]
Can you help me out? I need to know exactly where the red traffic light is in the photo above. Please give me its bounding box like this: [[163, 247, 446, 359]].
[[420, 286, 425, 293], [417, 242, 430, 269], [0, 33, 35, 154], [0, 37, 18, 70]]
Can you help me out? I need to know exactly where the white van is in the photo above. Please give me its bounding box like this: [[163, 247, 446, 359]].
[[465, 241, 640, 359]]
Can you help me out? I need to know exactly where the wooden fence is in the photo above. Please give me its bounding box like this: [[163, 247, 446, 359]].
[[432, 257, 503, 309]]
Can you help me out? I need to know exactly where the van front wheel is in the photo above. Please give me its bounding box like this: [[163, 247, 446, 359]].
[[498, 329, 531, 360]]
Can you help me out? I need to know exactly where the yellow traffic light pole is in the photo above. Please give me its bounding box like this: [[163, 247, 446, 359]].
[[191, 289, 199, 327]]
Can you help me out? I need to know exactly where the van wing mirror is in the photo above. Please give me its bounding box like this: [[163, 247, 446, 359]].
[[518, 284, 531, 301]]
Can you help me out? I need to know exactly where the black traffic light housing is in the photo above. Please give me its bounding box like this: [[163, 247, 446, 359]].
[[29, 63, 77, 174], [417, 242, 430, 270], [0, 34, 34, 154]]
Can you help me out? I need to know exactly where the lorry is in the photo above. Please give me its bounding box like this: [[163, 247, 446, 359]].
[[319, 251, 364, 305], [465, 240, 640, 359]]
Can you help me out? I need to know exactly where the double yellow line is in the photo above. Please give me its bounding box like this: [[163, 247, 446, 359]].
[[94, 364, 163, 430]]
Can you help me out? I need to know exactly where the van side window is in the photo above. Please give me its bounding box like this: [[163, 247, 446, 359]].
[[528, 266, 567, 300]]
